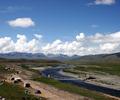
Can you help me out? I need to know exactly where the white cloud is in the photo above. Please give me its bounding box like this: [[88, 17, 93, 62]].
[[8, 18, 35, 28], [42, 31, 120, 55], [15, 34, 27, 52], [0, 37, 14, 53], [87, 0, 116, 6], [76, 33, 85, 41], [0, 34, 42, 53], [100, 43, 119, 52], [34, 34, 43, 39], [95, 0, 115, 5], [0, 31, 120, 55], [91, 24, 99, 28], [14, 34, 41, 52]]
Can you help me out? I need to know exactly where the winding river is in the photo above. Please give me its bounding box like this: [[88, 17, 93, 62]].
[[41, 67, 120, 97]]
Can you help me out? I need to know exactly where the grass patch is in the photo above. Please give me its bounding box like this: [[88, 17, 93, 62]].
[[74, 64, 120, 76], [21, 64, 39, 73], [0, 65, 16, 74], [33, 77, 115, 100], [0, 82, 45, 100], [63, 69, 80, 74]]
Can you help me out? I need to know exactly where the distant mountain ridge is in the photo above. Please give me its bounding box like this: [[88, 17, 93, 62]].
[[0, 52, 120, 64], [0, 52, 79, 61], [70, 52, 120, 64], [0, 52, 46, 59]]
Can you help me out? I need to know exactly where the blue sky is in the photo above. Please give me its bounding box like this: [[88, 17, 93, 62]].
[[0, 0, 120, 55], [0, 0, 120, 41]]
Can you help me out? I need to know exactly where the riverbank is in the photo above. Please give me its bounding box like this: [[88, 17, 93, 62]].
[[61, 69, 120, 90], [33, 77, 119, 100]]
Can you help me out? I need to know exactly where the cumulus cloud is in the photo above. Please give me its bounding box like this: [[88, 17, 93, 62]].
[[95, 0, 115, 5], [0, 34, 42, 53], [34, 34, 43, 39], [100, 43, 119, 52], [0, 37, 14, 52], [0, 31, 120, 55], [14, 34, 41, 52], [42, 31, 120, 55], [87, 0, 116, 6], [8, 18, 35, 28], [76, 33, 85, 41]]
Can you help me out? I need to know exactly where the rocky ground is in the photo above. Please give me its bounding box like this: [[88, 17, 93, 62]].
[[60, 70, 120, 90], [1, 63, 120, 100], [1, 63, 90, 100]]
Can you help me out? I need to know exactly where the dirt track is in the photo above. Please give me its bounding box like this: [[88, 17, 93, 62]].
[[5, 66, 89, 100], [29, 80, 85, 100]]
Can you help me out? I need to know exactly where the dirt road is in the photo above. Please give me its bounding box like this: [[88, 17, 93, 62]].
[[29, 80, 85, 100], [6, 67, 89, 100]]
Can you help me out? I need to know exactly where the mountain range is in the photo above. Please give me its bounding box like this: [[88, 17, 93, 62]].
[[0, 52, 79, 61], [70, 52, 120, 64], [0, 52, 120, 64]]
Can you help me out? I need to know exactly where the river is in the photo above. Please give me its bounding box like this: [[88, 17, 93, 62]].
[[41, 67, 120, 97]]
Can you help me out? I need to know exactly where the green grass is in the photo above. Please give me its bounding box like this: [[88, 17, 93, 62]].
[[33, 77, 116, 100], [66, 59, 120, 76], [0, 59, 61, 64], [0, 82, 45, 100], [63, 69, 81, 74], [0, 65, 16, 74], [63, 69, 86, 77], [74, 64, 120, 76], [21, 64, 40, 73]]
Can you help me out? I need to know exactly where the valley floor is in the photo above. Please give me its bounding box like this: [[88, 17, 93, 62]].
[[0, 63, 119, 100], [0, 63, 88, 100]]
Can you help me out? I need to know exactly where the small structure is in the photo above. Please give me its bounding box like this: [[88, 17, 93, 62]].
[[48, 74, 51, 78], [35, 89, 41, 94], [5, 67, 10, 70], [11, 77, 14, 81], [87, 76, 96, 80], [16, 71, 20, 74], [0, 96, 5, 100], [24, 83, 31, 88], [0, 81, 4, 85], [83, 76, 96, 81], [14, 80, 22, 84], [11, 76, 22, 83]]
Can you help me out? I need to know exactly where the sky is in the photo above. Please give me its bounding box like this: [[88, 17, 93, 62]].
[[0, 0, 120, 55]]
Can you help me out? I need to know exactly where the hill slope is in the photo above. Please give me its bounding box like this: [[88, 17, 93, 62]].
[[70, 52, 120, 65]]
